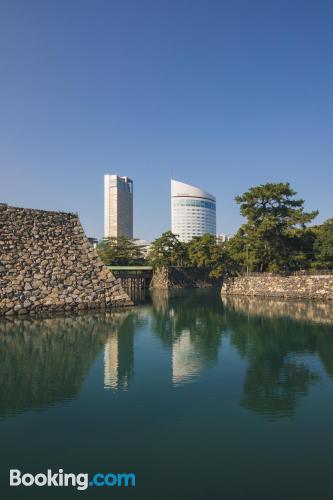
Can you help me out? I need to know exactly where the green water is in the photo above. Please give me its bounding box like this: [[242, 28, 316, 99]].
[[1, 289, 333, 500]]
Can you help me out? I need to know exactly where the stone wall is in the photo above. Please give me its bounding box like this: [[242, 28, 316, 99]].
[[151, 267, 222, 289], [221, 274, 333, 301], [0, 204, 132, 316]]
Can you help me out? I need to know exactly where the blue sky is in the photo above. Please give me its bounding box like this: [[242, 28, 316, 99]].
[[1, 0, 332, 240]]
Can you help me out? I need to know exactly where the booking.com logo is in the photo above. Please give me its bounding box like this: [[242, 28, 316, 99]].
[[10, 469, 136, 491]]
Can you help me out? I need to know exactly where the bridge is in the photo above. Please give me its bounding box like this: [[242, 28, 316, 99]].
[[107, 266, 154, 293]]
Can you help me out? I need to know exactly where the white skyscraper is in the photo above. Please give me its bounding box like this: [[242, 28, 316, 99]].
[[104, 174, 133, 238], [171, 179, 216, 242]]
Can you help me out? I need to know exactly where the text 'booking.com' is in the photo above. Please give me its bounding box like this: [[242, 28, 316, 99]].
[[10, 469, 136, 490]]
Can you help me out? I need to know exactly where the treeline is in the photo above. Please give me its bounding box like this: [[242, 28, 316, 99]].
[[97, 182, 333, 276]]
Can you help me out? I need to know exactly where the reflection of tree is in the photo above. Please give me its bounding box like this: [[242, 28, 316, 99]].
[[0, 312, 132, 417], [231, 316, 319, 417], [151, 290, 224, 381], [3, 291, 332, 420], [222, 297, 333, 417], [316, 332, 333, 377], [242, 361, 318, 416]]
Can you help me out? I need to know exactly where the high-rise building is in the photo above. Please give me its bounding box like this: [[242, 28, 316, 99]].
[[216, 233, 230, 244], [104, 174, 133, 238], [171, 179, 216, 242]]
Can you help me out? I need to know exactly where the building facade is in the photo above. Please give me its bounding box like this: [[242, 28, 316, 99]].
[[171, 179, 216, 242], [216, 233, 230, 244], [104, 175, 133, 238]]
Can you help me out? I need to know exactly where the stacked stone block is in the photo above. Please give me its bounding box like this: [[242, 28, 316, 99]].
[[221, 274, 333, 300], [0, 204, 132, 316]]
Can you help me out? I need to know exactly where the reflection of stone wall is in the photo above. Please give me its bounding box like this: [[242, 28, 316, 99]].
[[0, 311, 131, 417], [0, 204, 132, 316], [150, 290, 170, 311], [222, 296, 333, 325], [221, 275, 333, 301], [151, 267, 221, 289]]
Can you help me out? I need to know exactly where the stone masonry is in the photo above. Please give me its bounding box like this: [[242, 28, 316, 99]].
[[151, 267, 222, 289], [0, 204, 132, 316], [221, 274, 333, 300]]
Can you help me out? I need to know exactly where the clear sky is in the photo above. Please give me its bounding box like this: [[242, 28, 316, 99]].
[[1, 0, 332, 241]]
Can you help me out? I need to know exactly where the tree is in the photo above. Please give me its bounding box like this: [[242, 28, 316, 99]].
[[97, 237, 146, 266], [148, 231, 187, 268], [187, 234, 217, 268], [313, 219, 333, 269], [187, 233, 228, 278], [231, 182, 318, 272], [222, 230, 250, 275]]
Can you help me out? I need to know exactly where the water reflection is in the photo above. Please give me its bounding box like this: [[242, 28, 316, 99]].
[[0, 311, 133, 417], [151, 290, 224, 385], [104, 314, 137, 391], [223, 296, 333, 417], [222, 295, 333, 325], [1, 291, 333, 420], [150, 291, 333, 414], [172, 329, 205, 385]]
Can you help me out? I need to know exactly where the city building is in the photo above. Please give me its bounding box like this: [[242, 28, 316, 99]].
[[171, 179, 216, 242], [216, 233, 230, 244], [134, 239, 151, 257], [104, 174, 133, 239]]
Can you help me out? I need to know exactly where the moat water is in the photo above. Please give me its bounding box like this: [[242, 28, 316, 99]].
[[1, 289, 333, 500]]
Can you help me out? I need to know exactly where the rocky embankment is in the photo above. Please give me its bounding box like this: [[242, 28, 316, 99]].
[[0, 203, 132, 316], [221, 274, 333, 300]]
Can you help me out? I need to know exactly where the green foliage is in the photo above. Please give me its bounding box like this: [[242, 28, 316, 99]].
[[97, 183, 331, 275], [148, 231, 188, 268], [187, 234, 217, 268], [313, 219, 333, 269], [187, 233, 228, 278], [97, 237, 146, 266], [149, 232, 230, 278], [229, 182, 318, 273]]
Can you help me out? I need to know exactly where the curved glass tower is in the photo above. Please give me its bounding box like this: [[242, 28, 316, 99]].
[[171, 179, 216, 242]]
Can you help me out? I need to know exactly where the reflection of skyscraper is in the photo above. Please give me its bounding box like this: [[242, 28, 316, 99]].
[[104, 325, 135, 391], [104, 334, 121, 390], [172, 329, 204, 386], [104, 174, 133, 238]]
